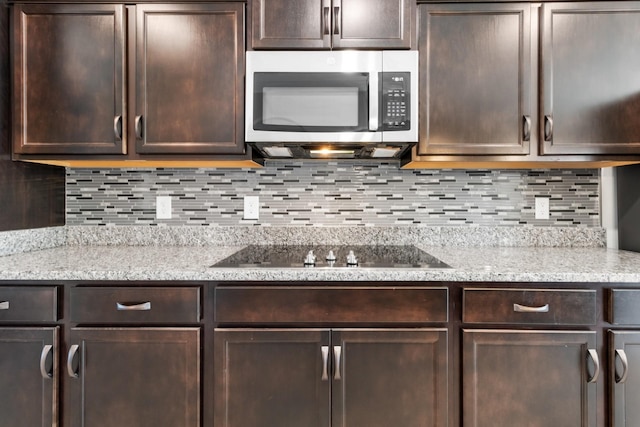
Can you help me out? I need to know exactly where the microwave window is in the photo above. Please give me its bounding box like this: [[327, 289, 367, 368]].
[[263, 87, 359, 127], [252, 72, 369, 132]]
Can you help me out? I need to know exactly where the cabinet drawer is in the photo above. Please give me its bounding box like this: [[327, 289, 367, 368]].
[[215, 286, 448, 324], [0, 286, 58, 322], [609, 289, 640, 325], [70, 287, 200, 324], [463, 288, 596, 325]]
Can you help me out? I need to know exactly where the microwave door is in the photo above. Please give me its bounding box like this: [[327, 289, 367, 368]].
[[249, 72, 381, 142]]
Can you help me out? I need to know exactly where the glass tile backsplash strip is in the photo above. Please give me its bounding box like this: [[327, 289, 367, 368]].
[[66, 162, 600, 227]]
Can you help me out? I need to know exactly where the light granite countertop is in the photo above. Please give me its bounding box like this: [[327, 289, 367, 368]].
[[1, 244, 640, 283]]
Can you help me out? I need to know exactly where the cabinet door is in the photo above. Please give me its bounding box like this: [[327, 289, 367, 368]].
[[214, 329, 331, 427], [332, 329, 448, 427], [252, 0, 331, 49], [66, 327, 200, 427], [540, 2, 640, 155], [418, 4, 532, 156], [12, 4, 126, 155], [251, 0, 411, 49], [462, 329, 597, 427], [610, 331, 640, 427], [135, 4, 245, 154], [0, 327, 58, 427], [332, 0, 412, 49]]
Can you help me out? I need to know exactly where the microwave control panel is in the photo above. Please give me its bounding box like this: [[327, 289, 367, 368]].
[[380, 72, 411, 131]]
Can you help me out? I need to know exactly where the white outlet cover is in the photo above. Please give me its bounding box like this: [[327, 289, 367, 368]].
[[156, 196, 172, 220], [535, 197, 550, 220], [244, 196, 260, 220]]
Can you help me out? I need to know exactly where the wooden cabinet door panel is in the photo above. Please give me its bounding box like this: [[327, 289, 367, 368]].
[[214, 329, 331, 427], [12, 4, 126, 155], [332, 329, 448, 427], [463, 329, 597, 427], [252, 0, 331, 49], [0, 327, 58, 427], [418, 3, 532, 156], [135, 4, 245, 155], [252, 0, 411, 50], [540, 2, 640, 155], [332, 0, 412, 49], [610, 331, 640, 427], [66, 327, 200, 427]]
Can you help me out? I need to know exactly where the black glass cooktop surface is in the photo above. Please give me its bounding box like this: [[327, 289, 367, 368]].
[[212, 245, 450, 269]]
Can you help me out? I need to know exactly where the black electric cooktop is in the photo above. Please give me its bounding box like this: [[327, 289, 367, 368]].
[[212, 245, 450, 269]]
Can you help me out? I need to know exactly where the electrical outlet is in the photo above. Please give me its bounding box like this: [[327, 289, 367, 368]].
[[535, 197, 550, 220], [244, 196, 260, 220], [156, 196, 172, 220]]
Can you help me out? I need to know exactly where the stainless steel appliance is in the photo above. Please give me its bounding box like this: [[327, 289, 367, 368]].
[[245, 50, 418, 160], [212, 245, 450, 269]]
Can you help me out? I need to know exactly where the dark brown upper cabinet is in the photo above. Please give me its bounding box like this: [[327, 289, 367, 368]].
[[12, 3, 246, 158], [12, 4, 127, 155], [417, 1, 640, 159], [251, 0, 413, 50], [540, 2, 640, 156], [418, 3, 533, 156], [134, 4, 245, 155]]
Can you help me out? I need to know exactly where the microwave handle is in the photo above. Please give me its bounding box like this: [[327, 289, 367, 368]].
[[369, 72, 379, 131]]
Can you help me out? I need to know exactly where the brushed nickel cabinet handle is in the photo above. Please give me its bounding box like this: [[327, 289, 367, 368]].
[[134, 115, 144, 139], [321, 346, 329, 381], [333, 7, 340, 35], [116, 301, 151, 311], [114, 115, 122, 141], [40, 344, 53, 379], [0, 301, 8, 310], [67, 344, 80, 379], [333, 345, 342, 380], [544, 115, 553, 141], [587, 349, 600, 383], [323, 7, 330, 35], [513, 303, 549, 313], [615, 349, 629, 384], [523, 115, 531, 141]]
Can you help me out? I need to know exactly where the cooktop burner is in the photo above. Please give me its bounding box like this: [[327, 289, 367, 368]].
[[212, 245, 450, 269]]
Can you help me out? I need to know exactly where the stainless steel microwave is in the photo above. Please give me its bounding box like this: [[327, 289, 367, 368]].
[[245, 50, 418, 159]]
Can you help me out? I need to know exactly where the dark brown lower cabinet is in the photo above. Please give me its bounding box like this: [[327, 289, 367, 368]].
[[0, 327, 58, 427], [65, 327, 200, 427], [214, 328, 448, 427], [462, 329, 598, 427], [610, 331, 640, 427]]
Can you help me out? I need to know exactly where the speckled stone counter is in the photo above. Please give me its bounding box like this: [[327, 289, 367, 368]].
[[1, 244, 640, 283], [1, 225, 638, 283]]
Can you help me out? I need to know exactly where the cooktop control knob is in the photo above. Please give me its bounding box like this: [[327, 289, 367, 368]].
[[304, 250, 316, 267], [326, 250, 336, 267], [346, 250, 358, 267]]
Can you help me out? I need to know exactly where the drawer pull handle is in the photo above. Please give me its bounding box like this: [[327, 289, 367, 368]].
[[0, 301, 8, 310], [513, 303, 549, 313], [40, 344, 53, 379], [116, 302, 151, 311], [321, 346, 329, 381], [615, 349, 629, 384], [587, 349, 600, 383], [333, 345, 342, 381], [67, 344, 80, 379]]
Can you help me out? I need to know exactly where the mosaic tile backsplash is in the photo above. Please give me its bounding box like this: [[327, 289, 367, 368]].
[[66, 162, 600, 227]]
